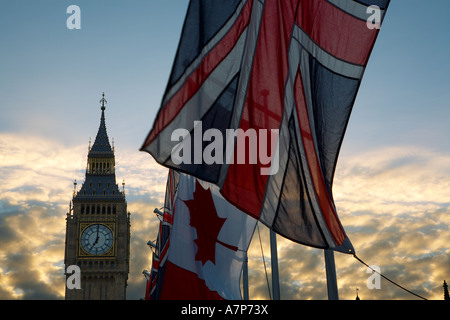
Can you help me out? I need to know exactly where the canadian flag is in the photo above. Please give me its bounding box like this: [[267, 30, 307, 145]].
[[160, 173, 257, 300]]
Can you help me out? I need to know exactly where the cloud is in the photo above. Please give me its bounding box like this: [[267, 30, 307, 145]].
[[331, 146, 450, 300], [0, 133, 85, 207], [242, 146, 450, 300], [1, 133, 449, 300], [0, 133, 168, 299], [115, 149, 168, 204], [0, 203, 66, 299]]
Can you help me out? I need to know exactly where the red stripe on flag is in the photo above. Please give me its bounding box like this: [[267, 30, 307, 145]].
[[150, 276, 158, 296], [297, 0, 379, 66], [144, 0, 253, 146], [145, 278, 151, 300], [222, 0, 299, 218], [159, 261, 224, 300], [294, 70, 346, 245], [163, 211, 173, 224], [159, 238, 170, 262], [152, 258, 159, 271]]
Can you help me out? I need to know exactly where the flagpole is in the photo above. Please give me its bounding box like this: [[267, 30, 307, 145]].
[[243, 252, 249, 300], [324, 249, 339, 300], [270, 229, 280, 300]]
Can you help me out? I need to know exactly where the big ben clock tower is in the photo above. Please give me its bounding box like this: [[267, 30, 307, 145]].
[[64, 94, 130, 300]]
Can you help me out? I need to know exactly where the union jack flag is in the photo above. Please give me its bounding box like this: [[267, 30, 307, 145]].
[[141, 0, 390, 254], [146, 170, 179, 300]]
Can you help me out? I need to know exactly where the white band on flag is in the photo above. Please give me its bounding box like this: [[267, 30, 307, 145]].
[[327, 0, 386, 22], [292, 25, 365, 79], [163, 0, 249, 106]]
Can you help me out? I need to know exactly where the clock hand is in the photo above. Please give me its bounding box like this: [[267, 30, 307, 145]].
[[93, 225, 100, 246]]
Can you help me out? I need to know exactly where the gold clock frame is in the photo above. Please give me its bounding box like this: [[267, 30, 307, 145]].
[[78, 221, 116, 258]]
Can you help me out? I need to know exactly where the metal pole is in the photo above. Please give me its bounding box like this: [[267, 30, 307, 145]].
[[243, 251, 249, 300], [270, 229, 280, 300], [324, 249, 339, 300]]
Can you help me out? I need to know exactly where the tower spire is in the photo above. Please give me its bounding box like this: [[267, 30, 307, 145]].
[[88, 93, 113, 157], [74, 95, 124, 199], [100, 92, 107, 111]]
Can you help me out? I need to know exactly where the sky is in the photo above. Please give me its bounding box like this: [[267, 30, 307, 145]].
[[0, 0, 449, 300]]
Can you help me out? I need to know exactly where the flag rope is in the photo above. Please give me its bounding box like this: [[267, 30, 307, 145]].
[[353, 254, 427, 300], [256, 223, 272, 300]]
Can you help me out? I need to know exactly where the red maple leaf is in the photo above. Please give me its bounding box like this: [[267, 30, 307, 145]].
[[183, 180, 238, 266]]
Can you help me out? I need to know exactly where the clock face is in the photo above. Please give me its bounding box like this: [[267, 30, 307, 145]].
[[80, 224, 114, 256]]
